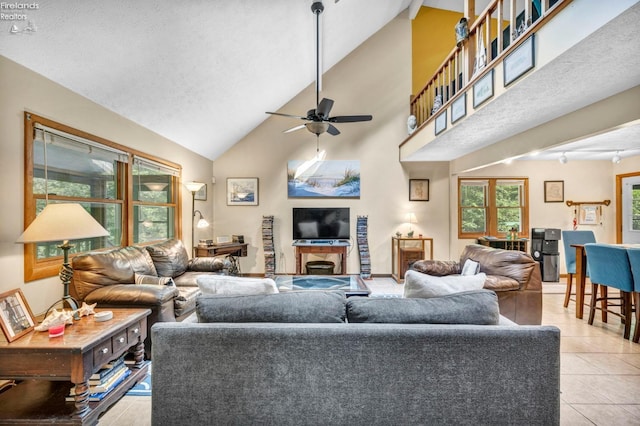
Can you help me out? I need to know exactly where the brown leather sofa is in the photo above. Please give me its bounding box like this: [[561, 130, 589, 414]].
[[70, 239, 225, 355], [410, 244, 542, 324]]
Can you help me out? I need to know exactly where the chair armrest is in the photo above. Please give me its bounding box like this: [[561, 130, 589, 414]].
[[85, 284, 179, 307], [188, 257, 225, 272], [410, 260, 460, 276]]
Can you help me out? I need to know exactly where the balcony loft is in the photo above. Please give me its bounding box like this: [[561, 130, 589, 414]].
[[400, 0, 640, 173]]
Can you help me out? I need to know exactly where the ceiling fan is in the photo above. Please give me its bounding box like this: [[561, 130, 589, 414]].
[[266, 1, 373, 136]]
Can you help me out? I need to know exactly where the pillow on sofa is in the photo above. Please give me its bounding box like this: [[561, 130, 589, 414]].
[[145, 239, 190, 277], [461, 259, 480, 276], [134, 273, 176, 287], [404, 270, 486, 298], [196, 291, 346, 323], [197, 275, 278, 296], [347, 290, 499, 325]]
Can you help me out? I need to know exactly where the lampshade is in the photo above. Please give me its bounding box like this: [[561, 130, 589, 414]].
[[407, 213, 417, 224], [16, 203, 109, 243], [185, 181, 205, 192], [194, 210, 210, 228]]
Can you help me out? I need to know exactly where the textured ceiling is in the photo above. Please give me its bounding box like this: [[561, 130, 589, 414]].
[[0, 0, 412, 160], [2, 1, 638, 163]]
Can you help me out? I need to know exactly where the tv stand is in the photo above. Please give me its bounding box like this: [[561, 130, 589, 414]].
[[293, 240, 350, 274]]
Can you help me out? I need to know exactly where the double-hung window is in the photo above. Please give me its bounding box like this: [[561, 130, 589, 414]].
[[458, 177, 528, 239], [24, 113, 181, 281]]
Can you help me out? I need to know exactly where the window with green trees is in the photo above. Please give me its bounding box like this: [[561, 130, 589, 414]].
[[458, 177, 528, 239], [24, 113, 181, 282]]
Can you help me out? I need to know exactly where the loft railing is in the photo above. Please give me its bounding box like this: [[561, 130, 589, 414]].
[[409, 0, 570, 130]]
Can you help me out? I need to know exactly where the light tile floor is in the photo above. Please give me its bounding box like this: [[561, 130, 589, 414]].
[[99, 278, 640, 426]]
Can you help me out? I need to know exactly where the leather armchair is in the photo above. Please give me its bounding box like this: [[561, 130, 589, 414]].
[[411, 244, 542, 324]]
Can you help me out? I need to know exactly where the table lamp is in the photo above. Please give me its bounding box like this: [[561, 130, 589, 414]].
[[16, 203, 110, 315], [407, 212, 417, 238]]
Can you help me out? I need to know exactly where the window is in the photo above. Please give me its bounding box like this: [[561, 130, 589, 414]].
[[458, 177, 528, 239], [24, 113, 181, 281]]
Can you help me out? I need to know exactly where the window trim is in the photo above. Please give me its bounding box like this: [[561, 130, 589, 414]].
[[23, 112, 183, 282], [458, 177, 529, 239]]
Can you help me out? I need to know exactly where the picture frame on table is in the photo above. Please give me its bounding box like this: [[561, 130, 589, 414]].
[[504, 34, 535, 87], [409, 179, 429, 201], [195, 184, 207, 201], [0, 289, 36, 342], [227, 178, 259, 206], [544, 180, 564, 203], [473, 69, 494, 108]]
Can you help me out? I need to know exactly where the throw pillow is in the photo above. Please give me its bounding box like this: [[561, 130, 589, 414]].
[[347, 290, 500, 325], [196, 290, 347, 323], [403, 270, 486, 298], [461, 259, 480, 276], [134, 273, 175, 286], [197, 275, 279, 296], [145, 239, 190, 277]]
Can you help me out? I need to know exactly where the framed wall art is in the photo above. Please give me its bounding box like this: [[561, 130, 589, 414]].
[[473, 69, 494, 108], [0, 289, 35, 342], [409, 179, 429, 201], [579, 205, 600, 225], [451, 93, 467, 124], [435, 110, 447, 135], [287, 160, 360, 198], [544, 180, 564, 203], [227, 178, 259, 206], [504, 34, 535, 87], [195, 184, 207, 201]]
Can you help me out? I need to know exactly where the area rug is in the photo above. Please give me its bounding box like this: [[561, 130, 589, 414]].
[[126, 363, 151, 396]]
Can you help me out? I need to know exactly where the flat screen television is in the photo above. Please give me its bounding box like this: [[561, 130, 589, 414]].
[[292, 208, 350, 240]]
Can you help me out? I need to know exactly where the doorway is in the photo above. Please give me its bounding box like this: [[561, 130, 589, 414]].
[[617, 172, 640, 244]]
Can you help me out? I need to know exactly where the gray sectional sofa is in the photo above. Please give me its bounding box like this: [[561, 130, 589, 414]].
[[151, 290, 560, 425]]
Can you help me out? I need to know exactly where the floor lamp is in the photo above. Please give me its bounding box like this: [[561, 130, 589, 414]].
[[185, 182, 209, 257], [16, 203, 109, 316]]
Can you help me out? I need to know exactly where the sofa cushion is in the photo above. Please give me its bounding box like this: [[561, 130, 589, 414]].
[[145, 239, 190, 278], [197, 275, 278, 296], [461, 259, 480, 276], [460, 244, 536, 288], [134, 273, 175, 286], [347, 290, 500, 325], [411, 260, 459, 276], [483, 274, 520, 291], [196, 291, 346, 323], [175, 287, 201, 318], [404, 270, 486, 298]]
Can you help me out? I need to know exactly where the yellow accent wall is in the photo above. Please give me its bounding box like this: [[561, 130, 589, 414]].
[[412, 7, 462, 96]]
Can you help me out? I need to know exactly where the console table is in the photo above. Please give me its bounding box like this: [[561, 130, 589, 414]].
[[392, 236, 433, 283], [0, 308, 150, 425], [293, 242, 349, 275], [195, 242, 248, 257]]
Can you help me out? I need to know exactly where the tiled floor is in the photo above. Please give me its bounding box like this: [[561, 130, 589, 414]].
[[99, 278, 640, 426]]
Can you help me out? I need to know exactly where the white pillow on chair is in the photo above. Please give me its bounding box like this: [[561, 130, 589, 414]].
[[404, 270, 486, 298]]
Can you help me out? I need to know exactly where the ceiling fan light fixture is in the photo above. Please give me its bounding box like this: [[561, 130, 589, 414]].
[[305, 122, 329, 135], [559, 153, 568, 164]]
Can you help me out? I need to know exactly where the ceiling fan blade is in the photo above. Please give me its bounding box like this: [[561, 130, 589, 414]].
[[316, 98, 334, 118], [328, 114, 373, 123], [327, 124, 340, 136], [266, 111, 308, 120], [283, 124, 307, 134]]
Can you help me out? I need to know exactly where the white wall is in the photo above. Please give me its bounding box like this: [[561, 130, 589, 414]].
[[0, 56, 214, 315]]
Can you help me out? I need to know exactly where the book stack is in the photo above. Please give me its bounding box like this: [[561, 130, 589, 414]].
[[262, 215, 275, 278], [66, 355, 131, 402], [356, 216, 371, 279]]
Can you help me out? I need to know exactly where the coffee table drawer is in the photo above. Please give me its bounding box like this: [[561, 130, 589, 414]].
[[112, 330, 128, 354], [93, 340, 113, 367], [127, 321, 143, 344]]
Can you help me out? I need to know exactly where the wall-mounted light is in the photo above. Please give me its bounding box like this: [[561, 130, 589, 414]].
[[559, 152, 568, 164], [612, 151, 622, 164]]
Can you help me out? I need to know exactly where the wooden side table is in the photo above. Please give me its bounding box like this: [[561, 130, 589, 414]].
[[0, 308, 150, 425], [392, 236, 433, 283], [294, 244, 348, 275]]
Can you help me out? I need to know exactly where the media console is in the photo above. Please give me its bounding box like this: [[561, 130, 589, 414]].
[[293, 240, 351, 275]]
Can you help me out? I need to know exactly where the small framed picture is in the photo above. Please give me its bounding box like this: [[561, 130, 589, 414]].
[[195, 184, 207, 201], [579, 205, 600, 225], [544, 180, 564, 203], [409, 179, 429, 201], [473, 69, 494, 108], [451, 93, 466, 124], [227, 178, 259, 206], [434, 110, 447, 135], [504, 34, 535, 87], [0, 289, 36, 342]]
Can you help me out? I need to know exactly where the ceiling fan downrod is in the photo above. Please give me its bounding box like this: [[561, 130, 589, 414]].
[[311, 1, 324, 108]]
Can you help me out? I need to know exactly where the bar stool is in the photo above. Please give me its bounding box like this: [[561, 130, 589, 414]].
[[584, 243, 634, 339], [561, 230, 595, 308], [626, 247, 640, 343]]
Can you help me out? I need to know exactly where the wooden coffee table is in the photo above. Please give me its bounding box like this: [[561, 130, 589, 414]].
[[0, 308, 150, 425], [275, 275, 370, 297]]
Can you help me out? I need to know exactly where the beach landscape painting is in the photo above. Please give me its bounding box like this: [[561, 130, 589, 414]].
[[287, 160, 360, 198]]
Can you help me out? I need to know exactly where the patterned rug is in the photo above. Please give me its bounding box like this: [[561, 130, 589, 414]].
[[126, 364, 151, 396]]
